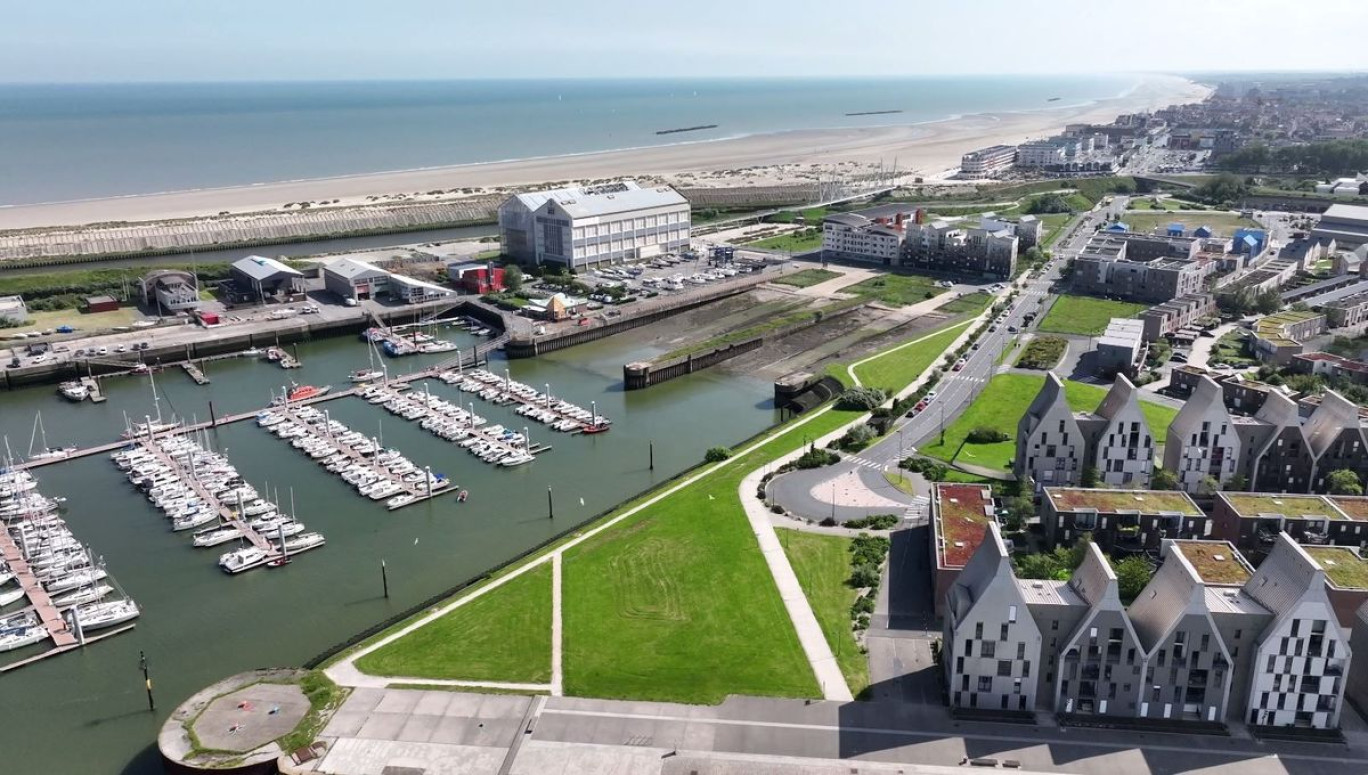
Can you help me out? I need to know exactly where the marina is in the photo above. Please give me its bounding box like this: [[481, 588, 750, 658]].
[[442, 366, 611, 434], [0, 318, 779, 775], [256, 402, 456, 511], [365, 381, 546, 468], [0, 466, 139, 671]]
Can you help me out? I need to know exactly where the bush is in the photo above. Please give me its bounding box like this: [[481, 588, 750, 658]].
[[793, 448, 840, 469], [849, 563, 882, 589], [836, 386, 888, 411], [965, 427, 1010, 444], [845, 513, 899, 530], [704, 446, 731, 463], [898, 456, 948, 481], [850, 594, 876, 616], [838, 423, 877, 452]]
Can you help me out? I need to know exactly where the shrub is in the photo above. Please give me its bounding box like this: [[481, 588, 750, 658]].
[[845, 513, 899, 530], [793, 448, 840, 469], [965, 427, 1010, 444], [850, 563, 882, 589], [704, 446, 731, 463], [836, 386, 888, 411], [838, 423, 877, 452], [850, 594, 876, 616]]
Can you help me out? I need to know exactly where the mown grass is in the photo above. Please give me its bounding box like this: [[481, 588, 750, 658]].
[[748, 229, 824, 253], [772, 268, 842, 288], [1121, 212, 1257, 237], [851, 322, 970, 391], [919, 374, 1178, 472], [936, 292, 993, 315], [1038, 294, 1147, 336], [562, 404, 865, 703], [779, 530, 869, 697], [355, 563, 553, 683]]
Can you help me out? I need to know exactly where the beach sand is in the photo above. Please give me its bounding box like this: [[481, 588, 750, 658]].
[[0, 75, 1210, 231]]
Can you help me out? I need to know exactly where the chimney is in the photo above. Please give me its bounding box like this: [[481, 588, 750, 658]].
[[895, 212, 906, 227]]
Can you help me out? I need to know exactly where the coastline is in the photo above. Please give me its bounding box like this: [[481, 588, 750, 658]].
[[0, 74, 1211, 231]]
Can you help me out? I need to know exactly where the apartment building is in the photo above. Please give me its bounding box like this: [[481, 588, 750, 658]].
[[1042, 487, 1208, 554], [1015, 374, 1086, 490], [821, 213, 904, 264], [1250, 310, 1327, 366], [1212, 492, 1368, 565], [1138, 293, 1217, 342], [1165, 375, 1243, 494], [902, 219, 1018, 279], [497, 181, 690, 268], [1016, 141, 1067, 168], [943, 532, 1353, 729], [1084, 375, 1154, 486], [1072, 233, 1209, 304], [960, 145, 1017, 177], [1324, 289, 1368, 330], [1094, 318, 1148, 378], [1168, 367, 1279, 416], [931, 483, 997, 619]]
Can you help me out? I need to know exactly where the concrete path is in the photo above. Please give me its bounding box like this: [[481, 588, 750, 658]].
[[1188, 322, 1238, 369], [550, 553, 564, 697]]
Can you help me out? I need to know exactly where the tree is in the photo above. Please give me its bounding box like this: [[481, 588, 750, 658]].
[[502, 264, 524, 292], [1195, 173, 1249, 205], [1225, 474, 1248, 492], [1151, 468, 1178, 490], [837, 386, 888, 411], [704, 447, 731, 463], [1113, 556, 1153, 604], [1198, 476, 1221, 497], [1080, 466, 1100, 488], [1254, 289, 1282, 315], [1327, 469, 1364, 496]]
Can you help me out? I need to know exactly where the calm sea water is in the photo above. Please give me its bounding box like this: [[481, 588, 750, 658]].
[[0, 76, 1138, 206]]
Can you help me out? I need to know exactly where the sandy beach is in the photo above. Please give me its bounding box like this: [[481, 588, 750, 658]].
[[0, 74, 1210, 231]]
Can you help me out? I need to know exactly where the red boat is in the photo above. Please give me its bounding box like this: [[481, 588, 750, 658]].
[[272, 383, 331, 405], [580, 423, 611, 435]]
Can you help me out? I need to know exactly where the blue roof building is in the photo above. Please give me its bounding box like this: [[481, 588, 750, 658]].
[[1167, 223, 1185, 237], [1106, 222, 1130, 233], [1232, 228, 1268, 255], [1193, 226, 1213, 239]]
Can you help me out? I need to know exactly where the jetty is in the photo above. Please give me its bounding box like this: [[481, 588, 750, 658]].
[[80, 376, 106, 403], [0, 530, 78, 650], [180, 362, 210, 386], [368, 383, 552, 466]]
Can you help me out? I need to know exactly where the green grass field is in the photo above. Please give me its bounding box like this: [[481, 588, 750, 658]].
[[562, 403, 870, 703], [1038, 295, 1147, 336], [1015, 335, 1068, 370], [919, 374, 1179, 472], [935, 292, 993, 316], [1121, 212, 1257, 237], [772, 268, 842, 288], [840, 274, 944, 307], [1039, 213, 1072, 249], [850, 322, 969, 392], [355, 563, 553, 683], [3, 307, 145, 337], [779, 530, 869, 697], [748, 229, 824, 253]]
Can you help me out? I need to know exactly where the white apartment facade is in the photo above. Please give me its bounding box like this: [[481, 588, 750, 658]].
[[1017, 141, 1067, 168], [1016, 373, 1086, 490], [960, 145, 1018, 177], [1089, 375, 1155, 488], [1165, 375, 1242, 494], [822, 213, 903, 264], [498, 181, 691, 269]]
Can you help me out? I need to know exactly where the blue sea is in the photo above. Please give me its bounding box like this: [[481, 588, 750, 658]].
[[0, 76, 1138, 206]]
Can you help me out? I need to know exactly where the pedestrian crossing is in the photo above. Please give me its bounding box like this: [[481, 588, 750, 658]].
[[846, 454, 884, 470]]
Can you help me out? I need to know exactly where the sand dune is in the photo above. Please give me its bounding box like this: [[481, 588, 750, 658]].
[[0, 75, 1210, 231]]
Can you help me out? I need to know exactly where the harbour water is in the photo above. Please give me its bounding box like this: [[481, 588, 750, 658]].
[[0, 76, 1140, 206], [0, 328, 778, 774]]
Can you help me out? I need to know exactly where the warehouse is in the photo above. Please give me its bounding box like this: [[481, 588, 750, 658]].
[[1312, 204, 1368, 249], [497, 180, 690, 269], [229, 255, 304, 302]]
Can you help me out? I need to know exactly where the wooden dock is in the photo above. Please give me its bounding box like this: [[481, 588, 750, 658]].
[[0, 623, 136, 674], [0, 527, 78, 649], [80, 376, 106, 403], [180, 362, 210, 386], [385, 386, 552, 462], [137, 437, 280, 559]]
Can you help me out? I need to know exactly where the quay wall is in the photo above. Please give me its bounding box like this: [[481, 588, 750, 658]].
[[622, 301, 868, 390], [504, 272, 777, 359], [0, 301, 482, 390]]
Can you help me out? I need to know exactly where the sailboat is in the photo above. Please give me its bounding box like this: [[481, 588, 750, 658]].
[[349, 338, 386, 383], [121, 370, 180, 439], [27, 413, 75, 461]]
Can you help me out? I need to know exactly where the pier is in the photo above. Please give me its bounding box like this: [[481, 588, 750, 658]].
[[373, 383, 552, 465], [0, 529, 78, 649], [80, 376, 106, 403], [180, 362, 210, 386]]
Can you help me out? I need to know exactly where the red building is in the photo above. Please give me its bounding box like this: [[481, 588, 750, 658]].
[[448, 263, 505, 294], [84, 295, 120, 313]]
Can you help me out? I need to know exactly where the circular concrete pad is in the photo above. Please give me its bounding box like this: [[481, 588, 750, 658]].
[[192, 682, 309, 753]]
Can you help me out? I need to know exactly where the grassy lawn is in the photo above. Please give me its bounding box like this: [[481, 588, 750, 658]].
[[840, 274, 944, 307], [779, 530, 869, 697], [851, 321, 970, 391], [935, 292, 993, 316], [1039, 213, 1072, 248], [1127, 197, 1183, 212], [772, 268, 842, 288], [1038, 294, 1147, 336], [919, 374, 1179, 472], [748, 229, 823, 253], [3, 307, 145, 336], [355, 563, 552, 683], [884, 470, 916, 495], [1210, 330, 1256, 367], [1121, 212, 1257, 237], [1015, 335, 1068, 370], [563, 403, 867, 703]]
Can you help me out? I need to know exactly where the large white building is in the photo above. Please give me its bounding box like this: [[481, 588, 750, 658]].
[[960, 145, 1017, 177], [1017, 141, 1068, 168], [821, 213, 904, 264], [497, 181, 690, 269], [1165, 375, 1242, 494]]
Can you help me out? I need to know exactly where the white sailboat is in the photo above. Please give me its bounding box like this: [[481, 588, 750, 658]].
[[27, 412, 75, 461]]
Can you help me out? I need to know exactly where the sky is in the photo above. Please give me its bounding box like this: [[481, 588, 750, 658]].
[[2, 0, 1366, 83]]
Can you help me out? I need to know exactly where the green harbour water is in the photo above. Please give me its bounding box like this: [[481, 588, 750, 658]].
[[0, 327, 777, 773]]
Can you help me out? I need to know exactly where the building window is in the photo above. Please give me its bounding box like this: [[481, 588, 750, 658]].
[[1001, 623, 1010, 641], [978, 676, 993, 692], [998, 660, 1013, 677], [975, 623, 983, 639], [1009, 605, 1017, 623]]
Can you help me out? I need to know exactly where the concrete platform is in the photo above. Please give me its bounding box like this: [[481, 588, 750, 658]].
[[193, 682, 311, 753]]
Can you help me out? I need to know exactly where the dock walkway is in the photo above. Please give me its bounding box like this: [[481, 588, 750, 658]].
[[0, 528, 77, 648]]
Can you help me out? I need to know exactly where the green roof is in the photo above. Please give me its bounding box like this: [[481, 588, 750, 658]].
[[1326, 496, 1368, 522], [1046, 488, 1201, 516], [1221, 493, 1345, 520], [1173, 540, 1252, 585], [936, 484, 994, 569], [1303, 546, 1368, 590]]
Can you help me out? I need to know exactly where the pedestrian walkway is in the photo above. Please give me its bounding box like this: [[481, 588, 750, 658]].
[[844, 453, 883, 470]]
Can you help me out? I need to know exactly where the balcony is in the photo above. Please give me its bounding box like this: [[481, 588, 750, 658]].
[[1303, 531, 1329, 545]]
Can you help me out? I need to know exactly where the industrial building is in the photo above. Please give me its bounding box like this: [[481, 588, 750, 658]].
[[1312, 204, 1368, 249], [323, 258, 453, 304], [497, 180, 690, 269], [229, 256, 305, 302]]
